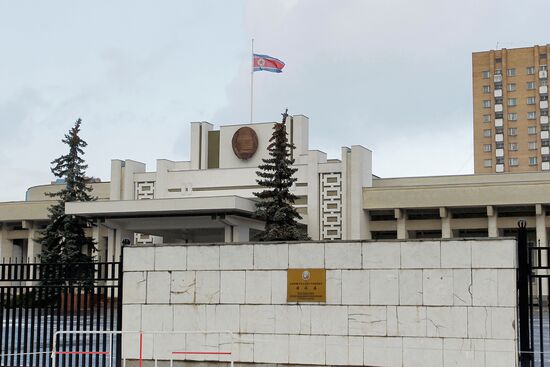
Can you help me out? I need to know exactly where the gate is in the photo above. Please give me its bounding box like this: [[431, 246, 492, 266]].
[[518, 221, 550, 366], [0, 258, 122, 367]]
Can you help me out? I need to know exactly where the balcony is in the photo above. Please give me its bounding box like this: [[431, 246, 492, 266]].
[[495, 133, 504, 142], [494, 104, 503, 112], [495, 148, 504, 157], [494, 89, 503, 98], [543, 162, 550, 171], [542, 147, 550, 155], [540, 70, 548, 79], [541, 85, 548, 94], [541, 101, 549, 109], [496, 164, 504, 173], [494, 74, 503, 82], [495, 118, 503, 127], [542, 131, 550, 139], [542, 116, 549, 124]]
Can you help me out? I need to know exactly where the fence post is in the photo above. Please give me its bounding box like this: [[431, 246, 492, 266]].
[[517, 220, 531, 366]]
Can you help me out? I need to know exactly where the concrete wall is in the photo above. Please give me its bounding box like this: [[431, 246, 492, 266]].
[[122, 239, 518, 367]]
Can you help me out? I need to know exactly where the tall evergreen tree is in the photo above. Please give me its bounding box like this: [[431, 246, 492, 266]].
[[254, 109, 309, 241], [40, 119, 96, 270]]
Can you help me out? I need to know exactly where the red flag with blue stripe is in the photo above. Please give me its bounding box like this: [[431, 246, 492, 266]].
[[253, 54, 285, 73]]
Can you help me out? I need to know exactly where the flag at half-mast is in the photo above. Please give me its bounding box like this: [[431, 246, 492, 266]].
[[253, 53, 285, 73]]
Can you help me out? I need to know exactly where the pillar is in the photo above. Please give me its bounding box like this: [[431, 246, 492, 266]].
[[536, 204, 547, 246], [440, 207, 452, 239], [487, 206, 498, 237], [395, 209, 408, 240], [23, 220, 41, 260], [0, 223, 13, 260]]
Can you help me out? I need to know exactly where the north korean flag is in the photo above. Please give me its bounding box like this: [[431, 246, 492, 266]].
[[253, 54, 285, 73]]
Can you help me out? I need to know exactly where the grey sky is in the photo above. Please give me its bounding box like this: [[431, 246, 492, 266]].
[[0, 0, 548, 201]]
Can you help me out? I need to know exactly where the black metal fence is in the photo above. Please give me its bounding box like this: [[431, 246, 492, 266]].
[[518, 221, 550, 366], [0, 259, 122, 367]]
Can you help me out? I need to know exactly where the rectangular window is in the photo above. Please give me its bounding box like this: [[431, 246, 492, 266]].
[[529, 157, 538, 166], [527, 96, 536, 105], [528, 112, 536, 120], [541, 65, 548, 71], [508, 98, 517, 106], [507, 68, 516, 76], [508, 113, 517, 121], [496, 157, 504, 164], [542, 124, 549, 131], [527, 81, 536, 90], [496, 141, 504, 149], [482, 85, 491, 93], [542, 79, 548, 87], [483, 114, 491, 123], [483, 144, 492, 152], [528, 126, 537, 134], [507, 83, 517, 92], [508, 128, 517, 136], [495, 69, 502, 75], [528, 141, 537, 150], [527, 66, 536, 75], [483, 159, 492, 168], [509, 158, 519, 166], [482, 100, 491, 108], [483, 129, 492, 137], [509, 143, 518, 151], [543, 140, 550, 147], [541, 54, 548, 60], [495, 127, 503, 134], [482, 70, 490, 79], [495, 57, 502, 63]]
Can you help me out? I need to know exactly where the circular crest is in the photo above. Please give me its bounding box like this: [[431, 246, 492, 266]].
[[258, 58, 266, 67], [301, 270, 311, 281], [232, 127, 258, 160]]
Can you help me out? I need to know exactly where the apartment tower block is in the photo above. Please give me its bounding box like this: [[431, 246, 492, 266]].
[[473, 44, 550, 173]]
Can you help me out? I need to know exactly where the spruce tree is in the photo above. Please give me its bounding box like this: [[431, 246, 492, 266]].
[[40, 119, 96, 274], [253, 109, 309, 241]]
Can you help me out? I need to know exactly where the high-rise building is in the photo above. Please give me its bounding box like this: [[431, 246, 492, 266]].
[[473, 44, 550, 173]]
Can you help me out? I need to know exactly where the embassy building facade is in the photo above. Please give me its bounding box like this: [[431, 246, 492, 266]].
[[1, 114, 550, 260]]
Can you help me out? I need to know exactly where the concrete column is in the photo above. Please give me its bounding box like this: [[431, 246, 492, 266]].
[[536, 204, 547, 246], [224, 225, 233, 243], [395, 209, 408, 240], [106, 228, 115, 261], [110, 160, 123, 201], [487, 206, 498, 238], [23, 220, 41, 260], [0, 223, 13, 260], [92, 221, 102, 260], [440, 207, 452, 239]]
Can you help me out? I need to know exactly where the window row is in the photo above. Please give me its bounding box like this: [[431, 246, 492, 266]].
[[482, 65, 548, 79], [483, 141, 539, 152], [482, 81, 547, 93], [482, 98, 544, 107], [483, 157, 538, 168], [483, 125, 542, 137]]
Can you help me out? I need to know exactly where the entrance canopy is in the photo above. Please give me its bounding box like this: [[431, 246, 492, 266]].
[[65, 196, 264, 243]]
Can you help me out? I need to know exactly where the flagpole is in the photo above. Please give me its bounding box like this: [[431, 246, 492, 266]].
[[250, 38, 254, 123]]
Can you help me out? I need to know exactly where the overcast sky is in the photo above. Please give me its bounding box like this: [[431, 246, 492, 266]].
[[0, 0, 548, 201]]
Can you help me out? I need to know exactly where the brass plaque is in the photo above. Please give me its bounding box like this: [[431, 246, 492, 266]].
[[287, 269, 326, 302], [232, 127, 258, 160]]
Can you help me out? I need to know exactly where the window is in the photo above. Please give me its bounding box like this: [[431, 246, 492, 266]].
[[529, 157, 538, 166], [542, 140, 550, 147], [542, 79, 548, 87], [495, 126, 503, 134], [483, 144, 492, 152], [508, 113, 517, 121], [528, 141, 537, 150], [495, 112, 504, 119], [509, 158, 519, 166], [509, 143, 518, 151], [482, 85, 491, 93], [482, 70, 490, 79], [495, 69, 502, 75], [541, 54, 548, 60], [483, 159, 492, 168], [507, 68, 516, 76], [527, 81, 536, 90], [483, 129, 492, 137], [483, 114, 491, 123], [507, 83, 517, 92], [528, 126, 537, 134], [496, 157, 504, 164], [508, 98, 517, 106], [495, 58, 502, 63], [508, 128, 517, 136], [527, 96, 536, 105], [542, 124, 549, 131], [541, 65, 548, 71], [496, 141, 504, 149], [528, 111, 536, 120], [527, 66, 536, 75], [482, 100, 491, 108]]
